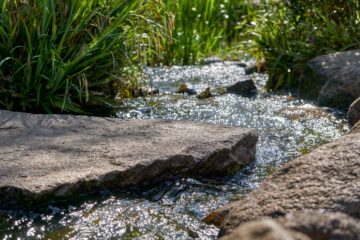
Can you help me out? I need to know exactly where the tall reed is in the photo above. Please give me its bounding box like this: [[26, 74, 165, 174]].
[[0, 0, 167, 114], [161, 0, 253, 65]]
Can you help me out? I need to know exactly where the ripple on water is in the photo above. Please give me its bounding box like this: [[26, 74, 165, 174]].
[[0, 63, 348, 240]]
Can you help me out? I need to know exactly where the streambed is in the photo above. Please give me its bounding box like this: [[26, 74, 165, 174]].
[[0, 63, 348, 239]]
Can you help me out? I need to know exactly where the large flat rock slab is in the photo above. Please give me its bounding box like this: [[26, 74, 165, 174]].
[[207, 130, 360, 237], [0, 110, 258, 207]]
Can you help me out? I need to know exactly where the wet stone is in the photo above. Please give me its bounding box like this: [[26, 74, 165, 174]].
[[197, 87, 213, 99], [0, 110, 258, 207], [176, 83, 197, 95], [226, 79, 257, 96], [214, 129, 360, 237]]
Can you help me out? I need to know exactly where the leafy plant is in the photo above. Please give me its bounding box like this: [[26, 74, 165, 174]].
[[0, 0, 167, 114], [245, 0, 360, 92], [161, 0, 253, 65]]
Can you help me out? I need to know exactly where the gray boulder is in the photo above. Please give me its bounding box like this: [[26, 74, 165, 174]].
[[226, 79, 257, 96], [303, 50, 360, 108], [0, 110, 258, 207], [220, 219, 310, 240], [278, 211, 360, 240], [206, 130, 360, 236], [348, 97, 360, 127], [220, 211, 360, 240]]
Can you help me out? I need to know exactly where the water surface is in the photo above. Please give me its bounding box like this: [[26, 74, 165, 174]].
[[0, 63, 348, 240]]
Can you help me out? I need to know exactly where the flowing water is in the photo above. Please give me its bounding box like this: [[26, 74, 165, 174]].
[[0, 63, 349, 240]]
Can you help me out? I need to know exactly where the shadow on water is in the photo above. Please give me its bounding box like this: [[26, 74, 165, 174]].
[[0, 63, 349, 240]]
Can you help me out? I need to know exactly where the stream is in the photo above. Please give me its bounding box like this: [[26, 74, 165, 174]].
[[0, 62, 348, 239]]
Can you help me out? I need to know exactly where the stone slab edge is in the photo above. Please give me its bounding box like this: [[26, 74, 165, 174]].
[[0, 110, 259, 208]]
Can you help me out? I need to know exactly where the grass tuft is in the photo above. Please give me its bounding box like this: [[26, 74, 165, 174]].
[[244, 0, 360, 92], [0, 0, 167, 114], [161, 0, 255, 65]]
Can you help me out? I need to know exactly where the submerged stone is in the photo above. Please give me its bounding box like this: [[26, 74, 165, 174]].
[[0, 110, 258, 207], [197, 87, 213, 99], [131, 87, 159, 97], [176, 83, 197, 95], [176, 83, 189, 94], [226, 79, 257, 96]]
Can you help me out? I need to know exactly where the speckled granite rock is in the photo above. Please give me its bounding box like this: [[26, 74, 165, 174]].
[[0, 110, 258, 207], [277, 211, 360, 240], [220, 211, 360, 240], [220, 219, 310, 240], [206, 130, 360, 236]]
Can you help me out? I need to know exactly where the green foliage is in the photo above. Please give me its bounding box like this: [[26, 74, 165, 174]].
[[246, 0, 360, 91], [161, 0, 254, 65], [9, 0, 356, 115], [0, 0, 167, 114]]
